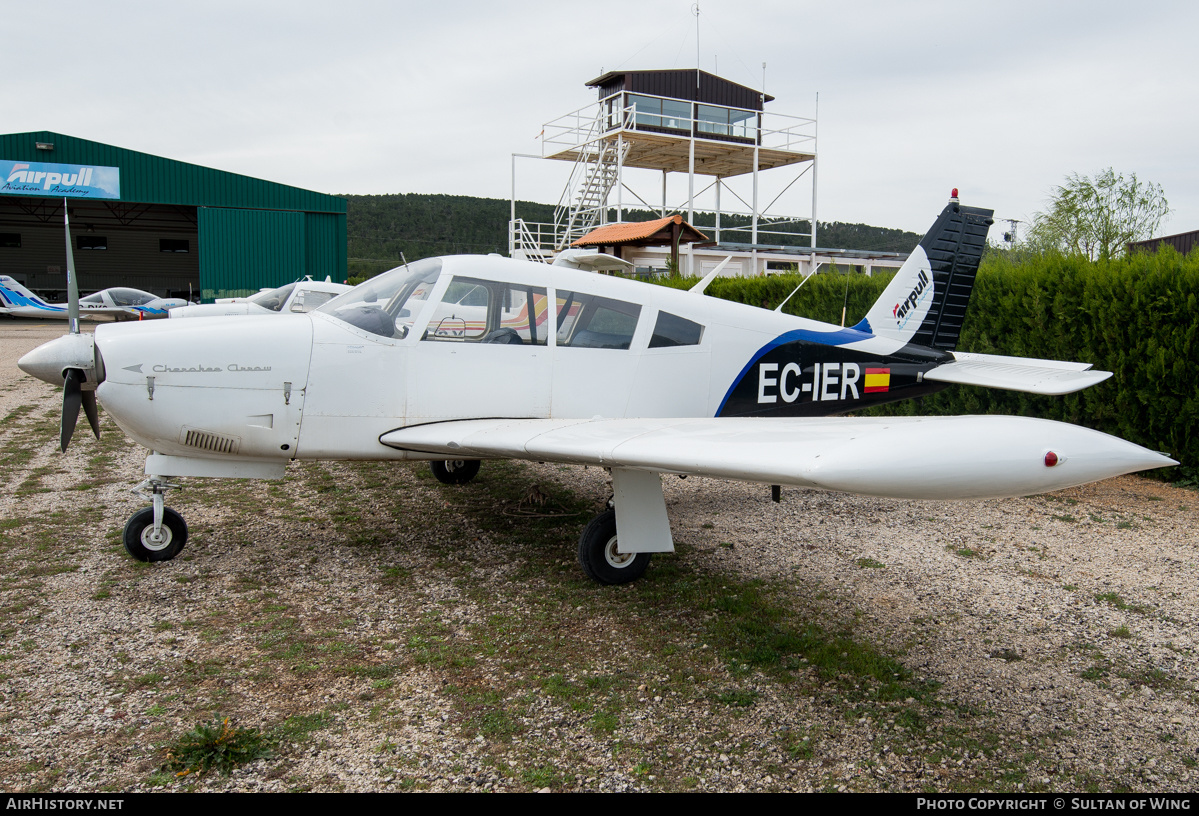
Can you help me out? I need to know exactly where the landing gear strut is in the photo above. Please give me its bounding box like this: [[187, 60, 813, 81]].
[[123, 478, 188, 562]]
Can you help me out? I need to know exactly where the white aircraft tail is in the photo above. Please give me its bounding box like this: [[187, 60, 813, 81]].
[[0, 276, 53, 309], [856, 194, 993, 351]]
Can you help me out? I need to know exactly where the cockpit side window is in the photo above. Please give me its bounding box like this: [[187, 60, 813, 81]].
[[424, 276, 548, 345], [556, 291, 641, 349], [648, 311, 705, 348]]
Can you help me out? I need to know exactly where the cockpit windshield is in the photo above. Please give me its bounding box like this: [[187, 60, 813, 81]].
[[317, 258, 443, 338], [249, 283, 296, 311]]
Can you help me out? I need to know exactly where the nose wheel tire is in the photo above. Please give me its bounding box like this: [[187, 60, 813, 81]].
[[430, 459, 481, 484], [122, 507, 188, 562], [578, 509, 651, 585]]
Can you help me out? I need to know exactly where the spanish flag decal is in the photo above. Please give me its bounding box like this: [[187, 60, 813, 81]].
[[864, 367, 891, 393]]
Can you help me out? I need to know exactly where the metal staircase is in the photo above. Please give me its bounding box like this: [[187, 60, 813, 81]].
[[551, 111, 629, 251]]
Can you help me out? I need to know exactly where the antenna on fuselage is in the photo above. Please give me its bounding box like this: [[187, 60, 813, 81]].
[[774, 271, 814, 313], [688, 255, 732, 294]]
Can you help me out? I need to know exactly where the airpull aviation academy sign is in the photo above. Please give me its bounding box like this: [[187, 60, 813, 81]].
[[0, 160, 120, 199]]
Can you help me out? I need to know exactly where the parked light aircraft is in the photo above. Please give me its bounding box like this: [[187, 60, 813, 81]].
[[169, 279, 351, 319], [18, 194, 1176, 584], [0, 276, 185, 320]]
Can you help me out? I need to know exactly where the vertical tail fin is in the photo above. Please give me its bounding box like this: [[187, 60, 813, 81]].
[[856, 195, 993, 351], [0, 275, 49, 307]]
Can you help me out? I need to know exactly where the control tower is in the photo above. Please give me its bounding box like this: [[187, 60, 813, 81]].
[[509, 69, 824, 277]]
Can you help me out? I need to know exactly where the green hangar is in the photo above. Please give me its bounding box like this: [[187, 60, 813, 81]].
[[0, 131, 346, 302]]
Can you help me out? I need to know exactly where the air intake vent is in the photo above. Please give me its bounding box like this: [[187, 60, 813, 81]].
[[181, 428, 241, 455]]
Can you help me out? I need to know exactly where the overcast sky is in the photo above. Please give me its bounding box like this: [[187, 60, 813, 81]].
[[5, 0, 1196, 238]]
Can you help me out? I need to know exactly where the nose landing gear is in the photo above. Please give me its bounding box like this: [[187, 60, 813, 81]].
[[123, 478, 188, 561]]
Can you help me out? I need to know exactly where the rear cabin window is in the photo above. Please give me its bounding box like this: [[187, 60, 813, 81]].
[[649, 311, 704, 348], [424, 276, 548, 345], [556, 291, 641, 350]]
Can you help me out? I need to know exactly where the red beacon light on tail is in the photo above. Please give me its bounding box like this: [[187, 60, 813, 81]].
[[950, 188, 960, 203]]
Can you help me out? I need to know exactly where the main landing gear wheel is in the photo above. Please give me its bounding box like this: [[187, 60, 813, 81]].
[[430, 459, 481, 484], [122, 507, 188, 562], [578, 509, 651, 585]]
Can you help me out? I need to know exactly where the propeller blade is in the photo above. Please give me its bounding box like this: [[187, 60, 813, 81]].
[[61, 368, 82, 452], [64, 199, 79, 334], [82, 388, 100, 440]]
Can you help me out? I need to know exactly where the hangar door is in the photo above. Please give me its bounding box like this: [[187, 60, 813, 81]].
[[198, 208, 305, 302]]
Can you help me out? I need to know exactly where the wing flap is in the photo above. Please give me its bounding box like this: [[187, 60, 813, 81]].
[[381, 415, 1173, 500]]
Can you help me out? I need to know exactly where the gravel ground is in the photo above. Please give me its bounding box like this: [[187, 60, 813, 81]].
[[0, 321, 1196, 793]]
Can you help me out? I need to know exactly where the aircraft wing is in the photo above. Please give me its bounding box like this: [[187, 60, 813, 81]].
[[380, 415, 1173, 501], [924, 351, 1112, 395]]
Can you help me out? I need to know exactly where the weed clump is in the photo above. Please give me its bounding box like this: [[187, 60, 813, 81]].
[[165, 717, 272, 778]]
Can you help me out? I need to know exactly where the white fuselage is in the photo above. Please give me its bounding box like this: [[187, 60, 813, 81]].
[[94, 255, 880, 464]]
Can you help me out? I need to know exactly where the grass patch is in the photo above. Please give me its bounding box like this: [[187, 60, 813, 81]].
[[715, 688, 758, 707], [1094, 593, 1151, 615], [273, 712, 333, 744], [988, 649, 1023, 662]]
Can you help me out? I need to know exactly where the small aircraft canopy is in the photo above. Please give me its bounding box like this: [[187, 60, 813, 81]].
[[249, 283, 297, 312], [107, 288, 159, 307]]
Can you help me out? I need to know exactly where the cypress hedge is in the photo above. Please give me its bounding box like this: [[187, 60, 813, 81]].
[[657, 250, 1198, 474]]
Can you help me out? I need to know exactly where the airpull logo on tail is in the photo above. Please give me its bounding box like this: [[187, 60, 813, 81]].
[[892, 269, 930, 329]]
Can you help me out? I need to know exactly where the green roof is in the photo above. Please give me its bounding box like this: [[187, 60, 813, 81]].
[[0, 131, 345, 213]]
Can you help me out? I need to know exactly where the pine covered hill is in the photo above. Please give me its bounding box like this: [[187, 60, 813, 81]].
[[343, 193, 920, 279]]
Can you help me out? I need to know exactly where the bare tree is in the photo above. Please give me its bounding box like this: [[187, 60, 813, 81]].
[[1028, 169, 1169, 261]]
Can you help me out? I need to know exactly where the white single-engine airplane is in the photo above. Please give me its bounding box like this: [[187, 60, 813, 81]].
[[18, 193, 1176, 584], [169, 279, 351, 319], [0, 276, 185, 320]]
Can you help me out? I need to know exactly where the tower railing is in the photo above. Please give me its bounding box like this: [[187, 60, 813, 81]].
[[540, 92, 816, 158], [511, 92, 818, 261]]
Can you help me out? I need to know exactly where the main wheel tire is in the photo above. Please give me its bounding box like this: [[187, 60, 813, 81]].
[[122, 507, 188, 562], [578, 509, 651, 585], [430, 459, 481, 485]]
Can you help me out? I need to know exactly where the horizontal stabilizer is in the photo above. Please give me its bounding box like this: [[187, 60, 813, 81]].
[[926, 352, 1111, 395], [382, 415, 1173, 501]]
